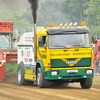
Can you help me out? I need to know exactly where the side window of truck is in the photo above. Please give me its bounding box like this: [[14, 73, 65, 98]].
[[38, 37, 43, 47], [43, 36, 47, 47], [38, 36, 47, 47]]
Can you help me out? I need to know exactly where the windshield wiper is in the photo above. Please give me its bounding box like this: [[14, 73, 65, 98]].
[[53, 45, 69, 48], [53, 45, 88, 48], [73, 45, 86, 48]]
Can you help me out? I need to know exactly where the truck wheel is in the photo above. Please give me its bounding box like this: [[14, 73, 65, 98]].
[[80, 78, 92, 89], [17, 61, 33, 85], [37, 67, 48, 88]]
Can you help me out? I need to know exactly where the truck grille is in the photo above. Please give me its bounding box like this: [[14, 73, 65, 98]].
[[51, 58, 91, 68]]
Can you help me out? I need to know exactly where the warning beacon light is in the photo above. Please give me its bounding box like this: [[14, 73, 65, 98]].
[[50, 23, 53, 28], [81, 22, 85, 26]]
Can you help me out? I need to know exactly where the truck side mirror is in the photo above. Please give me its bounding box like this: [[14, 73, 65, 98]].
[[92, 36, 97, 44]]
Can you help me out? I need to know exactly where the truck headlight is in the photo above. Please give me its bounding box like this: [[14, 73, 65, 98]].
[[51, 71, 58, 76], [86, 70, 93, 74]]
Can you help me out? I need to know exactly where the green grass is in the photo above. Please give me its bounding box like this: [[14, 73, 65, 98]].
[[5, 63, 18, 76], [93, 78, 100, 82]]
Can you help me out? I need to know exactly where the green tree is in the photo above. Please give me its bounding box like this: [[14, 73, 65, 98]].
[[84, 0, 100, 39], [37, 0, 68, 27], [63, 0, 90, 25], [0, 5, 33, 38]]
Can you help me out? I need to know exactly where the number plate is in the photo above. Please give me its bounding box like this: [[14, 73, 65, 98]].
[[67, 70, 78, 73]]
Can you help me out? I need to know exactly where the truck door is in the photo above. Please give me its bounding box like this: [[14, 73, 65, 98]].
[[38, 36, 47, 65]]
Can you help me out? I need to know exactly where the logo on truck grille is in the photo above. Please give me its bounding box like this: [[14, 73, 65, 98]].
[[66, 61, 77, 64]]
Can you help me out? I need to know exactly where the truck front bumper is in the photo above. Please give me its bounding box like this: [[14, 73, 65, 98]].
[[44, 69, 94, 80]]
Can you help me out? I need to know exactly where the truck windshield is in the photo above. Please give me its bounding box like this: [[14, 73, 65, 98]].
[[0, 35, 9, 47], [49, 33, 90, 49]]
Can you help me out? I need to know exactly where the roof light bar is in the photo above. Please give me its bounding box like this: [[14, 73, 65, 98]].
[[58, 22, 78, 28]]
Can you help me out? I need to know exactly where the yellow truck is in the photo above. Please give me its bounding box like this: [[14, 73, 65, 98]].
[[17, 22, 96, 88]]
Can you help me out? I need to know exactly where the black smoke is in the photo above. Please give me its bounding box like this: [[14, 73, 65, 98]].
[[28, 0, 39, 24]]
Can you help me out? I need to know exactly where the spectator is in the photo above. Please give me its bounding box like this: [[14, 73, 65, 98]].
[[0, 37, 7, 47], [95, 54, 99, 74], [98, 58, 100, 74]]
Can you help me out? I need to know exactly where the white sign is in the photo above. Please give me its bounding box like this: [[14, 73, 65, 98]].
[[67, 70, 78, 73]]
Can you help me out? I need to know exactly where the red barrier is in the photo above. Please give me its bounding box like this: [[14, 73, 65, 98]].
[[0, 62, 5, 81], [6, 56, 17, 63]]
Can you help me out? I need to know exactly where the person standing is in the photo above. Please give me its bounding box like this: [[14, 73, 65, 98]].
[[98, 57, 100, 74], [95, 54, 99, 74], [0, 37, 7, 47]]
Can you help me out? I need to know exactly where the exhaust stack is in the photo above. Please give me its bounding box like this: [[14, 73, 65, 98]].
[[34, 24, 37, 61], [28, 0, 39, 61]]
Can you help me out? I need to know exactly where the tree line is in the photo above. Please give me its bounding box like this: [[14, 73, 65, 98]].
[[0, 0, 100, 39]]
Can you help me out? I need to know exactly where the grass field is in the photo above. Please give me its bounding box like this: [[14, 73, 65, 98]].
[[93, 78, 100, 82], [5, 63, 18, 76]]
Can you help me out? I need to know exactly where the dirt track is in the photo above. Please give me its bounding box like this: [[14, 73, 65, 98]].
[[0, 82, 100, 100], [0, 75, 100, 100]]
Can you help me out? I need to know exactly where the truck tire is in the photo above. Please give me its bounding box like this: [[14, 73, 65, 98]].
[[80, 78, 92, 89], [17, 61, 33, 85], [37, 67, 48, 88]]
